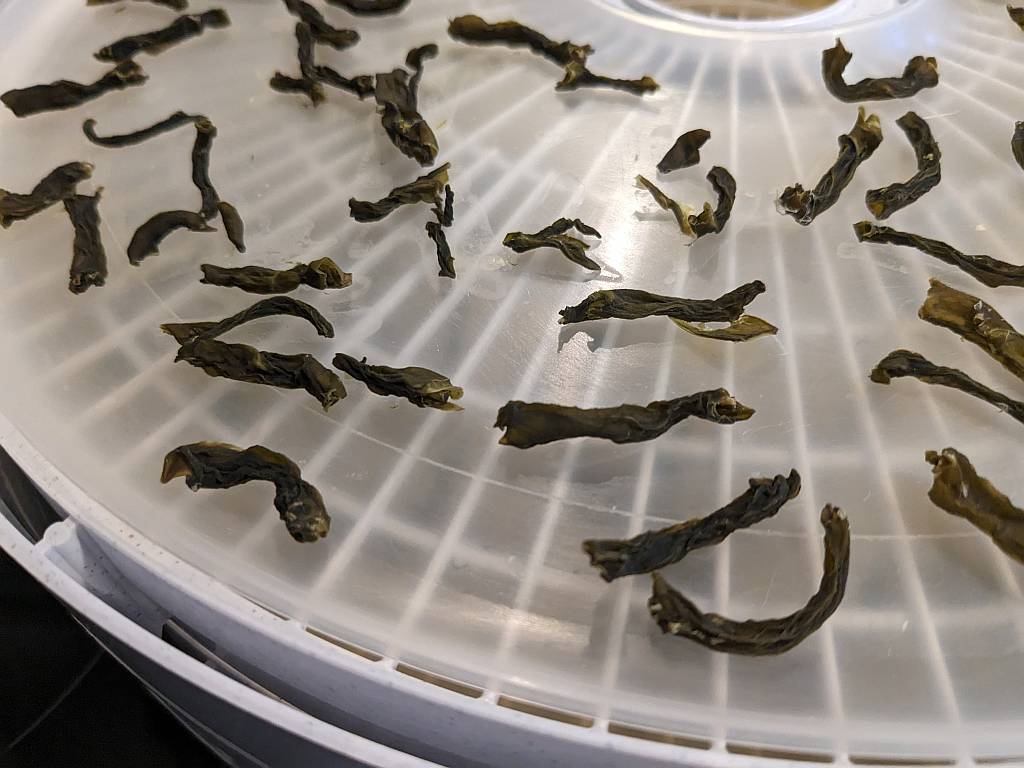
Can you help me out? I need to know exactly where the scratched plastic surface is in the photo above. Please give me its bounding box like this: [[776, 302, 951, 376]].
[[1, 0, 1023, 760]]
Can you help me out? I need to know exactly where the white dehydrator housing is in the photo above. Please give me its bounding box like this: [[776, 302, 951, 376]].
[[2, 0, 1024, 764]]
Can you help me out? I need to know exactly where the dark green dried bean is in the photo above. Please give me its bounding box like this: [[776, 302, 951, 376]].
[[373, 45, 439, 165], [315, 65, 375, 98], [657, 129, 711, 174], [637, 167, 736, 240], [865, 111, 940, 219], [495, 389, 754, 449], [556, 60, 658, 96], [63, 190, 107, 295], [217, 201, 245, 253], [870, 349, 1024, 426], [326, 0, 410, 15], [0, 162, 93, 228], [926, 448, 1024, 565], [447, 15, 592, 66], [270, 73, 325, 105], [200, 258, 351, 295], [779, 108, 882, 225], [191, 117, 220, 219], [95, 9, 230, 62], [161, 296, 334, 344], [854, 221, 1024, 289], [584, 470, 801, 581], [426, 220, 455, 278], [83, 111, 202, 147], [349, 163, 449, 222], [161, 441, 330, 542], [1009, 4, 1024, 31], [1, 61, 147, 117], [559, 281, 766, 325], [1012, 121, 1024, 172], [332, 352, 463, 410], [919, 279, 1024, 383], [282, 0, 359, 49], [648, 504, 849, 655], [821, 38, 937, 102], [127, 210, 215, 265], [503, 218, 603, 271], [174, 338, 345, 411]]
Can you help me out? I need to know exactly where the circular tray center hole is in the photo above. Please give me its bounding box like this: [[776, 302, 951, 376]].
[[638, 0, 837, 20]]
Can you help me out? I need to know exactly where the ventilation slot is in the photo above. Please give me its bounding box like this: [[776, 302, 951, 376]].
[[727, 742, 834, 763], [496, 696, 594, 727], [608, 721, 713, 750], [305, 626, 382, 661], [850, 756, 955, 766], [395, 664, 483, 698]]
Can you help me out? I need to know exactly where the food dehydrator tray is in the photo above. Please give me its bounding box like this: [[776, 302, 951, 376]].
[[2, 0, 1024, 762]]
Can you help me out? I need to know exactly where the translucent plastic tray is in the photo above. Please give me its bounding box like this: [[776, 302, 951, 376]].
[[1, 0, 1023, 760]]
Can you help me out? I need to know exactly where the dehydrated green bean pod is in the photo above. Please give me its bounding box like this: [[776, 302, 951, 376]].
[[63, 190, 107, 295], [270, 22, 326, 107], [316, 65, 375, 98], [919, 279, 1024, 383], [495, 389, 754, 449], [83, 111, 203, 147], [584, 470, 801, 581], [217, 202, 245, 253], [556, 61, 659, 96], [332, 352, 463, 411], [865, 111, 940, 220], [191, 117, 221, 220], [349, 163, 449, 222], [327, 0, 410, 15], [779, 108, 882, 225], [559, 281, 766, 325], [503, 218, 603, 271], [200, 258, 351, 295], [373, 45, 439, 165], [821, 38, 938, 102], [657, 129, 711, 174], [161, 296, 334, 344], [925, 448, 1024, 565], [282, 0, 359, 49], [174, 338, 345, 411], [1012, 121, 1024, 172], [1, 61, 147, 118], [854, 221, 1024, 289], [426, 220, 455, 278], [95, 9, 230, 62], [648, 504, 849, 655], [447, 15, 592, 66], [870, 349, 1024, 427], [637, 167, 736, 240], [127, 210, 216, 266], [1009, 4, 1024, 31], [0, 162, 93, 228], [161, 441, 330, 542], [426, 183, 455, 278], [188, 118, 243, 250], [270, 73, 325, 105], [689, 166, 736, 239], [447, 15, 655, 95]]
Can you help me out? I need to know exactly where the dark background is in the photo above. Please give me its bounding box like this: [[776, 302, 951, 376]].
[[1, 446, 222, 768], [0, 548, 222, 768]]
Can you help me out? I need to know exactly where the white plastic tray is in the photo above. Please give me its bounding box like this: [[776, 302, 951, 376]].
[[1, 0, 1023, 761]]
